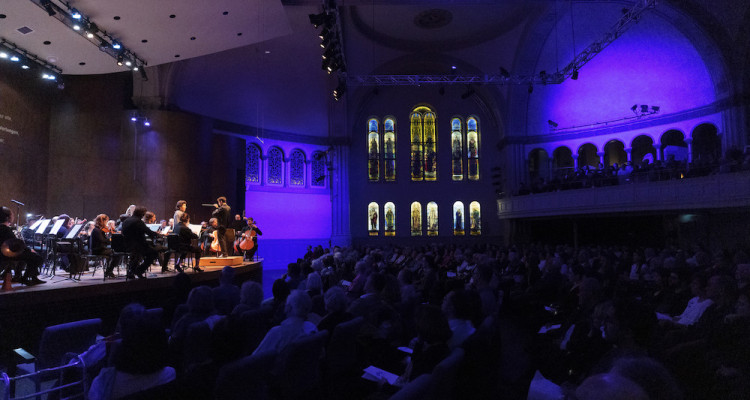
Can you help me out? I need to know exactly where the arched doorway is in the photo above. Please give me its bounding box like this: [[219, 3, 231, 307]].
[[631, 135, 656, 165], [691, 123, 721, 163]]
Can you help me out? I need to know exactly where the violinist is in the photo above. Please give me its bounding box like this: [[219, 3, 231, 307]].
[[105, 219, 118, 235], [91, 214, 116, 278], [0, 206, 45, 285], [240, 217, 263, 261], [173, 213, 203, 273], [173, 200, 187, 229]]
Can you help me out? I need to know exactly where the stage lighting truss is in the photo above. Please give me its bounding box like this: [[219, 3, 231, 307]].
[[28, 0, 147, 74], [309, 0, 348, 100], [0, 39, 62, 83]]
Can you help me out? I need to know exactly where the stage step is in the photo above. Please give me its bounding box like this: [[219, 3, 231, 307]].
[[198, 256, 244, 267]]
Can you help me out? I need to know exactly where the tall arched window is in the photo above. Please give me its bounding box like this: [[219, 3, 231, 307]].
[[312, 151, 326, 187], [384, 118, 396, 181], [368, 118, 380, 181], [469, 201, 481, 235], [384, 202, 395, 236], [453, 201, 465, 235], [426, 201, 438, 236], [410, 106, 437, 181], [410, 202, 422, 236], [246, 144, 261, 185], [451, 118, 463, 180], [467, 117, 480, 180], [267, 147, 284, 185], [368, 202, 379, 236], [290, 150, 306, 187]]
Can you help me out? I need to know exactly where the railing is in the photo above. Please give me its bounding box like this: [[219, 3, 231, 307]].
[[1, 355, 86, 400]]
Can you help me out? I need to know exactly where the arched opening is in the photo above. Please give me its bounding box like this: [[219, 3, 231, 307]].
[[604, 140, 626, 167], [528, 148, 550, 180], [384, 202, 395, 236], [552, 146, 573, 176], [452, 201, 465, 235], [661, 130, 688, 163], [691, 123, 721, 163], [368, 202, 379, 236], [577, 143, 598, 168], [631, 135, 655, 165]]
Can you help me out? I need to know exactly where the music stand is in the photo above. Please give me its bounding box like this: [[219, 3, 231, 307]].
[[34, 219, 51, 235], [188, 224, 202, 236], [29, 220, 43, 232], [33, 219, 51, 257], [64, 224, 83, 240], [146, 224, 160, 232]]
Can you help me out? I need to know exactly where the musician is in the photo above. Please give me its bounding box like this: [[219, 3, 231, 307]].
[[231, 214, 246, 231], [173, 200, 187, 229], [0, 206, 44, 285], [240, 217, 263, 260], [105, 219, 118, 234], [91, 214, 116, 278], [57, 214, 72, 238], [116, 204, 136, 231], [121, 206, 160, 279], [143, 211, 157, 225], [202, 218, 220, 256], [211, 197, 231, 257], [173, 213, 203, 273]]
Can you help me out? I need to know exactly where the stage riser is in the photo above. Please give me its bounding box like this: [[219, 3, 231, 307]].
[[198, 256, 244, 267]]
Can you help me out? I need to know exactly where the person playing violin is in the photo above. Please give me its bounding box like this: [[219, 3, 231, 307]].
[[91, 214, 116, 278]]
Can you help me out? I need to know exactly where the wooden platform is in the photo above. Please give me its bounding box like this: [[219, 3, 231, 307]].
[[198, 256, 244, 267]]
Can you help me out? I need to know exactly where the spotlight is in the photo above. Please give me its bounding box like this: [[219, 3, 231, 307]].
[[21, 64, 30, 70], [10, 55, 19, 62], [322, 47, 337, 60], [71, 8, 82, 19], [318, 27, 330, 41], [548, 120, 559, 128], [651, 106, 660, 112], [0, 52, 7, 59], [139, 68, 149, 81], [125, 60, 132, 67], [133, 65, 139, 71], [131, 116, 137, 121], [640, 104, 649, 113], [41, 0, 56, 16], [73, 24, 81, 31], [112, 42, 121, 50], [144, 120, 150, 127], [320, 35, 332, 49], [98, 39, 109, 51], [631, 104, 638, 113], [571, 70, 579, 80], [116, 53, 124, 66], [333, 77, 346, 101], [309, 12, 333, 29]]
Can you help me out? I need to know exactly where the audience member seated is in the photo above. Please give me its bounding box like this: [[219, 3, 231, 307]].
[[253, 290, 317, 356], [317, 287, 355, 334], [231, 280, 264, 316], [212, 266, 240, 315]]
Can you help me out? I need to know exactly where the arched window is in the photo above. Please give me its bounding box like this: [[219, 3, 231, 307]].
[[410, 202, 422, 236], [469, 201, 481, 235], [467, 116, 480, 180], [631, 135, 656, 165], [368, 118, 380, 181], [368, 202, 379, 236], [384, 202, 395, 236], [426, 201, 438, 236], [577, 143, 598, 168], [451, 118, 463, 180], [311, 151, 326, 187], [604, 140, 626, 167], [384, 118, 396, 181], [246, 144, 261, 185], [410, 106, 437, 181], [267, 147, 284, 185], [453, 201, 465, 235], [290, 150, 305, 187], [552, 146, 573, 176], [529, 148, 550, 181], [691, 124, 720, 162]]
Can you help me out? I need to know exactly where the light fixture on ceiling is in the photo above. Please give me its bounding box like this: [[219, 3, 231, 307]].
[[333, 75, 346, 101], [308, 12, 333, 29], [0, 39, 63, 85], [571, 70, 579, 80], [112, 41, 121, 50], [116, 53, 124, 66], [70, 8, 81, 19], [40, 0, 56, 16]]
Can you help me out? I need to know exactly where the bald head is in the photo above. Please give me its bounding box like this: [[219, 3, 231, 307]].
[[575, 373, 648, 400]]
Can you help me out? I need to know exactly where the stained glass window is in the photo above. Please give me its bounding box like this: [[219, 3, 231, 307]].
[[312, 152, 326, 187], [410, 112, 423, 181], [423, 111, 437, 181], [453, 201, 465, 236], [451, 118, 463, 181], [290, 150, 305, 187], [368, 119, 380, 181], [368, 202, 379, 236], [469, 201, 481, 235], [384, 202, 395, 236], [246, 144, 261, 185], [384, 118, 396, 181], [267, 147, 283, 185], [467, 117, 480, 181], [410, 202, 422, 236], [426, 201, 438, 236]]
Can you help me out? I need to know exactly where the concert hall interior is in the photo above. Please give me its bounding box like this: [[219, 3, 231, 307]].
[[1, 0, 750, 398]]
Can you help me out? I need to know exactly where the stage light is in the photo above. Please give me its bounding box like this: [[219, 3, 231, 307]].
[[309, 12, 333, 28], [131, 116, 137, 121], [631, 104, 638, 112], [144, 120, 150, 127], [139, 68, 148, 81], [320, 35, 332, 49], [333, 77, 346, 101], [548, 120, 559, 128], [73, 24, 81, 31], [640, 104, 649, 113], [21, 64, 30, 70], [112, 42, 121, 50], [125, 60, 132, 67], [0, 52, 7, 59], [318, 27, 330, 41], [571, 70, 579, 80], [41, 0, 56, 16], [71, 8, 82, 19], [132, 65, 138, 71], [10, 55, 19, 62], [651, 106, 660, 112], [116, 53, 124, 66]]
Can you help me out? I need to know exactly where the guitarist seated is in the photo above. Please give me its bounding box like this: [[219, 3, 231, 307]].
[[174, 213, 203, 273]]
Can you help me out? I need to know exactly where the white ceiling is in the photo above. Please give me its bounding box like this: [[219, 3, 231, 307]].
[[0, 0, 292, 74]]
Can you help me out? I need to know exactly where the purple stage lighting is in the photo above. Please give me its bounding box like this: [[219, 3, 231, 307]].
[[144, 120, 150, 127], [130, 117, 137, 121]]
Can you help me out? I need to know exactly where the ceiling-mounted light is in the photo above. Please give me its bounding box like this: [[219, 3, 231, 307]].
[[571, 70, 579, 80], [21, 64, 30, 70], [318, 27, 330, 41], [144, 120, 150, 127], [71, 8, 82, 19], [131, 116, 137, 122], [133, 65, 139, 71], [73, 23, 81, 31], [41, 0, 56, 16], [116, 53, 124, 66], [85, 22, 98, 38], [125, 60, 132, 67], [112, 41, 121, 50], [10, 55, 20, 62], [309, 12, 333, 29], [0, 52, 7, 59]]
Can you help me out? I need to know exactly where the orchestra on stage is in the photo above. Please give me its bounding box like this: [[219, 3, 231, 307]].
[[0, 198, 262, 287]]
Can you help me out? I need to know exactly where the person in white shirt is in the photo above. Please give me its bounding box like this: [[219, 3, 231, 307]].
[[253, 290, 317, 355]]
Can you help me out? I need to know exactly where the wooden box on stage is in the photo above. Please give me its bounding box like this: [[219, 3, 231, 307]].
[[198, 256, 244, 267]]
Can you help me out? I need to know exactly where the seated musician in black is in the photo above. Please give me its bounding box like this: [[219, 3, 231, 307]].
[[240, 217, 263, 261], [121, 206, 160, 279], [91, 214, 116, 278], [0, 206, 44, 285], [173, 213, 203, 273], [202, 218, 221, 256]]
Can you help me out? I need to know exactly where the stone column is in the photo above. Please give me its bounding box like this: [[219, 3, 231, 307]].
[[684, 138, 693, 163], [624, 147, 633, 163], [653, 143, 662, 161], [572, 154, 579, 169], [597, 151, 605, 165]]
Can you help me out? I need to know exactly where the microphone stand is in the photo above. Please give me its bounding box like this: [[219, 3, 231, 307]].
[[11, 200, 24, 232]]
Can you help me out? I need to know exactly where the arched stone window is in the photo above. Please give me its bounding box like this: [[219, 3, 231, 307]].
[[312, 151, 327, 187], [469, 201, 481, 235], [453, 201, 465, 235], [368, 118, 380, 181], [426, 201, 438, 236], [289, 150, 305, 187], [552, 146, 573, 176], [691, 124, 720, 162], [451, 118, 463, 180], [577, 143, 598, 168], [246, 143, 261, 185], [410, 106, 437, 181], [410, 202, 422, 236], [368, 202, 379, 236], [384, 118, 396, 181], [467, 116, 480, 180], [604, 140, 626, 167], [267, 147, 284, 185], [631, 135, 656, 165], [529, 148, 550, 180], [384, 202, 395, 236]]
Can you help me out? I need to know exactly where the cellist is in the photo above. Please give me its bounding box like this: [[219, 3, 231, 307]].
[[240, 217, 262, 261]]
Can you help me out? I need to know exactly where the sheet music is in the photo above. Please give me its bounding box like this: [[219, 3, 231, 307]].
[[146, 224, 161, 232], [188, 223, 202, 236], [48, 219, 65, 236], [29, 220, 42, 231], [159, 226, 172, 235], [35, 219, 50, 234], [65, 224, 83, 239]]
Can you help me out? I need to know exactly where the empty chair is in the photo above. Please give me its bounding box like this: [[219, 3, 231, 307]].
[[271, 330, 329, 400], [214, 351, 276, 400]]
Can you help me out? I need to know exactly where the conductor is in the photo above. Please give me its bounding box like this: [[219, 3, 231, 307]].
[[211, 197, 231, 257]]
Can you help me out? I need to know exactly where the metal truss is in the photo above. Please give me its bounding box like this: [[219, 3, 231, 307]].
[[347, 0, 656, 87]]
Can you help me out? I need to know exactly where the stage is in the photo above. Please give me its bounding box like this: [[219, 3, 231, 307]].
[[0, 258, 263, 353]]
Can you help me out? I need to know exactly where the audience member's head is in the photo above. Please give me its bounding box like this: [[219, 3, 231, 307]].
[[239, 281, 264, 309], [219, 266, 235, 286], [186, 286, 214, 315], [609, 356, 683, 400], [113, 303, 168, 374], [324, 286, 349, 314], [272, 278, 291, 303], [364, 273, 387, 295], [575, 373, 648, 400], [415, 304, 452, 344], [285, 290, 312, 319], [305, 271, 323, 294]]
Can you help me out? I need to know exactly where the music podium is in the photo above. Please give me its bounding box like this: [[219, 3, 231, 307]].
[[198, 256, 244, 267]]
